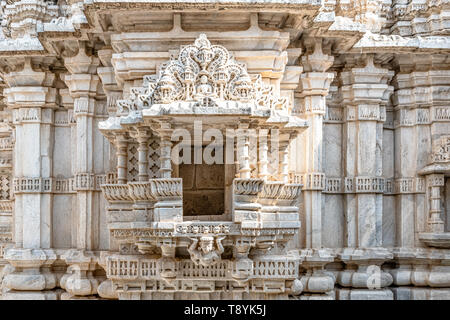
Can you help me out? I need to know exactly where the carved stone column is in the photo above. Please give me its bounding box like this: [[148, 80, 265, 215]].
[[279, 140, 290, 184], [136, 128, 150, 182], [298, 39, 334, 249], [391, 65, 438, 248], [340, 55, 393, 248], [337, 55, 394, 300], [426, 174, 445, 232], [115, 134, 128, 184], [62, 42, 101, 298], [157, 123, 173, 179], [237, 123, 251, 179], [0, 108, 14, 297], [293, 40, 336, 300], [257, 128, 269, 181], [2, 58, 58, 299]]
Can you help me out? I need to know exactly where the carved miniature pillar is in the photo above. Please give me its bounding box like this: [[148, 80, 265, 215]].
[[115, 134, 128, 184], [158, 123, 172, 179], [426, 174, 445, 232], [341, 55, 393, 248], [258, 128, 269, 181], [298, 40, 334, 249], [336, 56, 394, 299], [391, 66, 433, 248], [97, 48, 122, 117], [64, 43, 100, 251], [0, 117, 14, 295], [2, 58, 58, 299], [280, 140, 290, 184], [62, 42, 101, 298], [136, 128, 150, 182], [237, 123, 251, 179]]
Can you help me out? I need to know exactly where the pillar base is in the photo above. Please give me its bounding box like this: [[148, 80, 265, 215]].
[[336, 288, 393, 300], [2, 289, 61, 300]]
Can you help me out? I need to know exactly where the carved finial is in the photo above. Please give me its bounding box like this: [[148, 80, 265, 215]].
[[194, 33, 211, 48]]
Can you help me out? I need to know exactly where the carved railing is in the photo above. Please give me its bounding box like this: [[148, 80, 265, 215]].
[[100, 177, 303, 295], [101, 184, 131, 202], [149, 178, 182, 199], [128, 182, 153, 202]]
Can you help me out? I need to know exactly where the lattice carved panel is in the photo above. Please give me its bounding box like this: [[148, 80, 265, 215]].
[[0, 175, 10, 200], [127, 143, 139, 182], [148, 137, 161, 179]]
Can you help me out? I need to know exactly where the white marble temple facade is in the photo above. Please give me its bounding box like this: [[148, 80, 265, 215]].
[[0, 0, 447, 300]]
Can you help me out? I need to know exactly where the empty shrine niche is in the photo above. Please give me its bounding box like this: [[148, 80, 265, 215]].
[[178, 146, 225, 217]]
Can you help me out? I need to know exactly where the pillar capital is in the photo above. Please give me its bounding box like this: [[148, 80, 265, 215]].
[[63, 41, 100, 75], [301, 39, 334, 73], [2, 58, 57, 110]]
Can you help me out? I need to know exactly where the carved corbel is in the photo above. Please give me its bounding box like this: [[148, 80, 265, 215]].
[[187, 236, 226, 267], [231, 237, 255, 283]]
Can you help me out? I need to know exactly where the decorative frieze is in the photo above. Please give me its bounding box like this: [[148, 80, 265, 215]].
[[174, 223, 235, 236], [394, 177, 426, 194], [345, 105, 385, 122], [394, 108, 431, 127], [294, 173, 325, 191], [0, 137, 13, 151], [324, 177, 342, 193], [106, 255, 299, 283], [13, 175, 111, 194], [318, 177, 426, 195], [430, 135, 450, 163], [74, 173, 95, 191], [433, 107, 450, 121], [324, 107, 343, 123]]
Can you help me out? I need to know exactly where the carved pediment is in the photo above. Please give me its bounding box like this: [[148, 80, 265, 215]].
[[115, 34, 289, 117]]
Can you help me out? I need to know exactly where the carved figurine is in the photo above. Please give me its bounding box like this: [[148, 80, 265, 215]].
[[188, 236, 225, 267], [195, 74, 213, 98]]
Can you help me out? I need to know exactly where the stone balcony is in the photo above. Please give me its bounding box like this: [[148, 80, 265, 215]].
[[100, 177, 303, 296]]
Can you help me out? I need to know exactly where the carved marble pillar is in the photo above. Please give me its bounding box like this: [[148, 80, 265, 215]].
[[2, 58, 58, 299], [0, 117, 14, 297], [294, 40, 336, 300], [337, 56, 394, 300], [237, 123, 251, 179], [258, 128, 269, 181], [97, 48, 122, 117], [157, 123, 173, 179], [341, 56, 393, 248], [136, 128, 150, 182], [391, 67, 437, 248], [298, 40, 334, 249], [97, 50, 122, 181], [426, 174, 445, 232], [62, 42, 101, 298], [279, 140, 290, 184], [115, 134, 128, 184]]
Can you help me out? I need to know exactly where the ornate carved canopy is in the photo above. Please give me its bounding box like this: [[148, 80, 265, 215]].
[[100, 34, 307, 131]]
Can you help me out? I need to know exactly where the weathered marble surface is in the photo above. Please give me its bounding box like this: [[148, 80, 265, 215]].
[[0, 0, 448, 300]]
